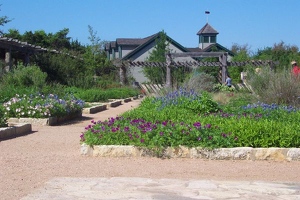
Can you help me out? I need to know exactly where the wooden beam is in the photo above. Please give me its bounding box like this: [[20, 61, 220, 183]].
[[170, 52, 227, 58]]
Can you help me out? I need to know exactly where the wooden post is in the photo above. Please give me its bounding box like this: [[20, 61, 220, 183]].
[[219, 53, 228, 83], [165, 52, 172, 88], [113, 59, 126, 85], [119, 66, 127, 85], [4, 49, 11, 72], [24, 53, 30, 66]]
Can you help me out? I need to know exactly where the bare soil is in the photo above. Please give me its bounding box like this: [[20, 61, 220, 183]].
[[1, 99, 299, 200]]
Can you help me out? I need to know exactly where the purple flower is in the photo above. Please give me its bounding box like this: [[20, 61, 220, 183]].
[[80, 133, 85, 141], [159, 132, 164, 136], [193, 122, 201, 128], [205, 124, 211, 129], [111, 127, 118, 132], [124, 126, 130, 132], [208, 136, 213, 140], [140, 138, 145, 143], [198, 137, 202, 141]]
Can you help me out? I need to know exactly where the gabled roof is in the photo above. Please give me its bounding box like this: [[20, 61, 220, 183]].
[[122, 32, 189, 60], [116, 38, 147, 45], [197, 23, 219, 35], [203, 43, 235, 56], [186, 43, 234, 56]]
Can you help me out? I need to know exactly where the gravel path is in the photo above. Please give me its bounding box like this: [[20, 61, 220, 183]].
[[1, 98, 299, 200]]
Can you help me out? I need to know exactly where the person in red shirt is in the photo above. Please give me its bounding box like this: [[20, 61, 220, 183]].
[[291, 61, 300, 77]]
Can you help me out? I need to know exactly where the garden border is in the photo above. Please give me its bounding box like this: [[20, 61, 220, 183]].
[[82, 96, 140, 114], [80, 144, 300, 161], [0, 123, 32, 140]]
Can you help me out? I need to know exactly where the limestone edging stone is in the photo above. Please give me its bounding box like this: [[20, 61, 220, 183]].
[[80, 144, 300, 161], [0, 123, 32, 140]]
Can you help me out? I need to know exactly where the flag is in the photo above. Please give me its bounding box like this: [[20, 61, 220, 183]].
[[205, 11, 210, 14]]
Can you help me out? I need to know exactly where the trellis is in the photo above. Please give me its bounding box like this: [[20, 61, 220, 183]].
[[0, 37, 80, 72], [116, 52, 277, 87]]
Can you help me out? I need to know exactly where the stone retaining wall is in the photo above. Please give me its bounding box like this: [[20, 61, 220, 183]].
[[80, 144, 300, 161], [8, 111, 82, 126], [0, 123, 32, 140]]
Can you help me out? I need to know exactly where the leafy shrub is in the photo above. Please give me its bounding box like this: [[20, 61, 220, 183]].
[[1, 63, 47, 89], [73, 87, 140, 102], [246, 67, 300, 107], [0, 104, 7, 127], [183, 72, 216, 93], [152, 88, 220, 114], [213, 83, 235, 92]]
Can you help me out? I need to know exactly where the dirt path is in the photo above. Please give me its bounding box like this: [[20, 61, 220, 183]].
[[1, 99, 299, 200]]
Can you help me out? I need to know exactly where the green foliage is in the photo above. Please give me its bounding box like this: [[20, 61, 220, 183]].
[[143, 31, 169, 84], [82, 87, 300, 151], [253, 42, 300, 70], [0, 104, 7, 127], [1, 63, 47, 89], [230, 44, 252, 61], [213, 83, 235, 92], [66, 87, 140, 102], [227, 66, 244, 83], [183, 72, 216, 93], [0, 5, 12, 35], [196, 65, 219, 83]]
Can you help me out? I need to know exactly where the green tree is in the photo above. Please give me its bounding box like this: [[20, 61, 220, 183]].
[[143, 31, 169, 84], [84, 25, 115, 78], [231, 43, 252, 61], [253, 41, 300, 70], [0, 5, 11, 35], [3, 28, 21, 39]]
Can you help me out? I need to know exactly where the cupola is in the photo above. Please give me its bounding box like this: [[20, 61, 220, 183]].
[[197, 23, 219, 49]]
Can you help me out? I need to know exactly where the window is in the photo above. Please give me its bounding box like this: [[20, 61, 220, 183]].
[[210, 36, 216, 43], [203, 36, 209, 43]]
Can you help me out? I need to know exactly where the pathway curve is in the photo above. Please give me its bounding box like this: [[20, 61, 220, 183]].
[[0, 98, 299, 200]]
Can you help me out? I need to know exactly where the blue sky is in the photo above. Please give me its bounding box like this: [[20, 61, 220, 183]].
[[1, 0, 299, 53]]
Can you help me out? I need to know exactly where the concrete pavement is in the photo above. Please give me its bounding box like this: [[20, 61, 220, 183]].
[[21, 177, 300, 200]]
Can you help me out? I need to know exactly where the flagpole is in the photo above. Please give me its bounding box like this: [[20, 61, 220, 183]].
[[205, 11, 210, 23]]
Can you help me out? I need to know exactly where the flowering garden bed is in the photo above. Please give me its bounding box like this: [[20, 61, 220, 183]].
[[81, 88, 300, 157], [1, 93, 85, 126], [7, 111, 82, 126]]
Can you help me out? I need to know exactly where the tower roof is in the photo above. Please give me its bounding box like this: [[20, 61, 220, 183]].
[[197, 23, 219, 35]]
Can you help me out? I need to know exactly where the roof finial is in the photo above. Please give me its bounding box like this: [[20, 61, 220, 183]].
[[205, 11, 210, 23]]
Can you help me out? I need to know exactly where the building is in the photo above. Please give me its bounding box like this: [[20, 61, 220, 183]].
[[105, 23, 234, 83]]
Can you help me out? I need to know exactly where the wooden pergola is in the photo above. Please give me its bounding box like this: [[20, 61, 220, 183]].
[[0, 37, 47, 72], [116, 52, 277, 87], [0, 37, 79, 72]]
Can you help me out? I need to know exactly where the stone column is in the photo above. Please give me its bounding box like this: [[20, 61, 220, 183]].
[[4, 49, 12, 72]]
